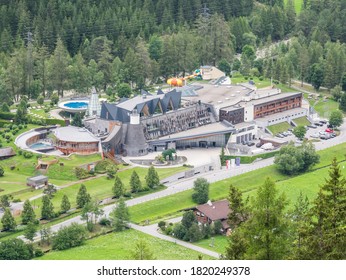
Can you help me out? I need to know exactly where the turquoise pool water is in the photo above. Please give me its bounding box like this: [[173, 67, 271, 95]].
[[64, 101, 88, 109], [30, 142, 53, 150]]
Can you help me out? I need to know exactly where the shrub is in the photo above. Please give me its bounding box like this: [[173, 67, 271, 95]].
[[12, 198, 21, 203], [259, 76, 264, 81], [75, 167, 90, 179], [52, 223, 87, 250], [23, 151, 33, 159], [158, 221, 166, 231], [99, 217, 111, 226]]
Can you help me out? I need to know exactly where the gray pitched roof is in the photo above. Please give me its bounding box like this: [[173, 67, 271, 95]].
[[0, 147, 16, 157]]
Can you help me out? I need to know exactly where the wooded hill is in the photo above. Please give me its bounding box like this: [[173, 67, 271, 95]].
[[0, 0, 345, 106]]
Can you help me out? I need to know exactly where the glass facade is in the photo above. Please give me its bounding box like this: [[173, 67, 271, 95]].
[[175, 134, 230, 149]]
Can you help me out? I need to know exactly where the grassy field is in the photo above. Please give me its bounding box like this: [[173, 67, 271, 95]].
[[37, 229, 214, 260], [129, 142, 346, 223], [267, 122, 292, 134], [27, 165, 189, 218], [293, 116, 310, 126], [194, 235, 228, 254]]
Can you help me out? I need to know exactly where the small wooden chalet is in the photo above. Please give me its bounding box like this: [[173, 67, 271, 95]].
[[194, 199, 231, 234]]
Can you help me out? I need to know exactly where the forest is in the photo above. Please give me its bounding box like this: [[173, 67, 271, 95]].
[[0, 0, 345, 105]]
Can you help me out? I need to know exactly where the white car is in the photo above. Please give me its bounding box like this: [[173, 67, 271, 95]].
[[311, 133, 319, 138]]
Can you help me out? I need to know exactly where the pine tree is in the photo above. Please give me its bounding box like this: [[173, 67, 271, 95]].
[[41, 196, 55, 220], [76, 184, 91, 208], [299, 158, 346, 259], [1, 208, 16, 231], [21, 200, 36, 225], [130, 171, 142, 193], [24, 222, 38, 242], [289, 192, 310, 259], [226, 178, 291, 259], [112, 176, 124, 198], [130, 239, 156, 260], [110, 198, 130, 232], [228, 185, 248, 228], [60, 194, 71, 214], [145, 166, 160, 189]]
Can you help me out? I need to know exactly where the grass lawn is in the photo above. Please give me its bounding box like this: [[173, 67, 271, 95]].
[[267, 122, 292, 135], [36, 229, 214, 260], [230, 75, 272, 89], [28, 165, 189, 219], [129, 142, 346, 223], [313, 99, 340, 119], [194, 235, 228, 254], [293, 116, 310, 126]]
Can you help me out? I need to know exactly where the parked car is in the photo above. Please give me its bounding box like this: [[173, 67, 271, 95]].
[[311, 133, 319, 138], [276, 133, 284, 138], [327, 123, 333, 128], [241, 141, 249, 145], [319, 130, 326, 135], [314, 122, 323, 126], [282, 132, 288, 136], [325, 128, 334, 133], [308, 124, 317, 128], [319, 120, 327, 124], [255, 143, 262, 148], [320, 134, 330, 140], [247, 142, 255, 146]]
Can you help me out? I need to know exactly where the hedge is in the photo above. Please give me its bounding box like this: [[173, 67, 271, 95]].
[[0, 112, 15, 120], [0, 120, 10, 128]]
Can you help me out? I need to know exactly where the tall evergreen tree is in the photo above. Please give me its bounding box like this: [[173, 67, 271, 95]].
[[21, 200, 36, 225], [60, 194, 71, 214], [130, 170, 142, 193], [298, 158, 346, 259], [41, 196, 55, 220], [110, 198, 130, 232], [226, 178, 291, 259], [145, 166, 160, 189], [113, 176, 124, 198], [1, 208, 16, 231], [76, 184, 91, 209]]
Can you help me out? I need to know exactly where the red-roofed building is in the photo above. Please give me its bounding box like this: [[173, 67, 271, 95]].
[[193, 199, 231, 234]]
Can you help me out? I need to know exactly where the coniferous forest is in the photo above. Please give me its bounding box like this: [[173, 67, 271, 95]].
[[0, 0, 345, 104]]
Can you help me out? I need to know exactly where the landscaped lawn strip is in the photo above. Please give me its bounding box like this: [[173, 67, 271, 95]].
[[36, 229, 214, 260]]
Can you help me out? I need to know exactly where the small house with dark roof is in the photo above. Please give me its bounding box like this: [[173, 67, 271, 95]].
[[194, 199, 231, 234], [0, 147, 16, 160]]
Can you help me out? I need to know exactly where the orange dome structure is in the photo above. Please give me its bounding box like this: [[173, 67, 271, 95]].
[[167, 78, 183, 87]]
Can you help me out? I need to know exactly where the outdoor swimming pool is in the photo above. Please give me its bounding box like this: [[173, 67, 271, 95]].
[[30, 142, 54, 150], [63, 101, 88, 109]]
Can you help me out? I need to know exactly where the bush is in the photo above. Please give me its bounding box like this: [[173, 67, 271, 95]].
[[23, 151, 33, 159], [259, 76, 264, 81], [99, 217, 111, 226], [34, 248, 44, 257], [52, 223, 87, 251], [75, 167, 90, 179], [158, 221, 166, 231], [12, 198, 21, 203]]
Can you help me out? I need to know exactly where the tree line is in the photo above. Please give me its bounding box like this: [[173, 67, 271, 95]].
[[1, 1, 345, 108]]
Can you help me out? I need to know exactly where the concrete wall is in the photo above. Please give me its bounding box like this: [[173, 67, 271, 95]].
[[160, 163, 216, 185]]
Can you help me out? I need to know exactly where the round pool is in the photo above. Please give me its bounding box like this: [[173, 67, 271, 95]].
[[58, 99, 89, 113]]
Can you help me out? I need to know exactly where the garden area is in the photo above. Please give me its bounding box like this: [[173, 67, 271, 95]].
[[267, 122, 293, 135], [128, 142, 346, 224]]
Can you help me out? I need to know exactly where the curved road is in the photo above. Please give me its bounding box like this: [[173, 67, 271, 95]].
[[18, 119, 346, 257]]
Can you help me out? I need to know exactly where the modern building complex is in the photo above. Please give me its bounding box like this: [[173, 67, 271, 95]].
[[83, 81, 307, 158]]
